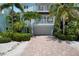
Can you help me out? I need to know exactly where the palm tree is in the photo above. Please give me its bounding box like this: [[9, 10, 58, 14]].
[[0, 3, 24, 32], [50, 3, 79, 34], [0, 3, 24, 12]]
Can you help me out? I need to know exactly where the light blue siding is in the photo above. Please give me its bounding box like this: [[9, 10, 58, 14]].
[[0, 14, 7, 32], [0, 8, 11, 32]]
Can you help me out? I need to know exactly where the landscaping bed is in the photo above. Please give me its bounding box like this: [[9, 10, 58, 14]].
[[0, 32, 32, 43], [0, 32, 31, 56]]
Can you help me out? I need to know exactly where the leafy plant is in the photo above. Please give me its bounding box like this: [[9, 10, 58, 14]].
[[13, 21, 25, 32], [0, 36, 11, 43], [0, 32, 13, 39], [23, 12, 41, 21], [51, 4, 79, 41], [13, 33, 32, 41], [65, 20, 78, 35], [65, 35, 78, 41], [1, 3, 24, 32]]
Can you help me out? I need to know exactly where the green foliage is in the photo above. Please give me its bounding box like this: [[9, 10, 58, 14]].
[[6, 13, 20, 22], [23, 11, 41, 34], [65, 35, 78, 41], [13, 33, 32, 41], [65, 21, 78, 35], [0, 32, 13, 39], [51, 3, 79, 41], [0, 32, 32, 43], [54, 31, 78, 41], [1, 3, 24, 12], [13, 21, 25, 32], [0, 36, 11, 43], [0, 4, 32, 43], [3, 3, 24, 32], [23, 12, 41, 20], [54, 30, 65, 40], [54, 20, 78, 41]]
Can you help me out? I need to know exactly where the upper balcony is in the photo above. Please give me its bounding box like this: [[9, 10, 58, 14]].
[[74, 4, 79, 7], [36, 4, 50, 12]]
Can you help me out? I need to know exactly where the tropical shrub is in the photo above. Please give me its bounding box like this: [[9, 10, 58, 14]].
[[65, 20, 78, 41], [13, 33, 32, 41], [0, 36, 11, 43], [65, 20, 78, 35], [0, 32, 13, 39], [65, 35, 78, 41], [0, 32, 32, 43], [13, 21, 25, 32], [54, 32, 78, 41], [50, 3, 79, 41], [54, 30, 65, 40], [53, 20, 78, 41]]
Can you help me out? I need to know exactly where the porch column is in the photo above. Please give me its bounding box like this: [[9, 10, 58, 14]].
[[51, 16, 55, 35], [31, 19, 35, 35]]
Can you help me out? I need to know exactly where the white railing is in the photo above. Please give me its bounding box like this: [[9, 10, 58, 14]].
[[36, 5, 49, 12]]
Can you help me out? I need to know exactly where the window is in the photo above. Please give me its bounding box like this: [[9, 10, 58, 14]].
[[24, 5, 28, 9], [38, 5, 43, 10]]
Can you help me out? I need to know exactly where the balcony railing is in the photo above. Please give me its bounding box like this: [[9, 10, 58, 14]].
[[35, 15, 54, 24], [24, 4, 51, 12], [36, 5, 49, 12]]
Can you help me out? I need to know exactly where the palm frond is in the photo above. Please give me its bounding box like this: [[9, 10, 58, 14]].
[[0, 3, 12, 10], [23, 12, 41, 20], [14, 3, 24, 12]]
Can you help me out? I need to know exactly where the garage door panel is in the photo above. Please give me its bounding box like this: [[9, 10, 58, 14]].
[[33, 24, 53, 35]]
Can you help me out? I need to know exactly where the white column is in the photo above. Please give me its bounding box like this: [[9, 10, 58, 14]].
[[31, 19, 35, 35], [51, 16, 56, 35]]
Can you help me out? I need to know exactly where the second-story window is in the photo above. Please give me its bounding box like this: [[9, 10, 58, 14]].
[[38, 5, 43, 10], [38, 5, 49, 11], [24, 5, 28, 9]]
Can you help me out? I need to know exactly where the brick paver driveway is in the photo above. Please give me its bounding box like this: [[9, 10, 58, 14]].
[[21, 36, 79, 56]]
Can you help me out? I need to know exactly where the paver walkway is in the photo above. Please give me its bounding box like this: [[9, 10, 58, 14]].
[[21, 36, 79, 56]]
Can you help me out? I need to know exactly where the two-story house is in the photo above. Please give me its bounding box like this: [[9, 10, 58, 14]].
[[0, 3, 78, 35], [23, 3, 55, 35]]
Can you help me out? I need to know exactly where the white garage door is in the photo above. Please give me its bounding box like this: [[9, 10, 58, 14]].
[[33, 24, 54, 35]]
